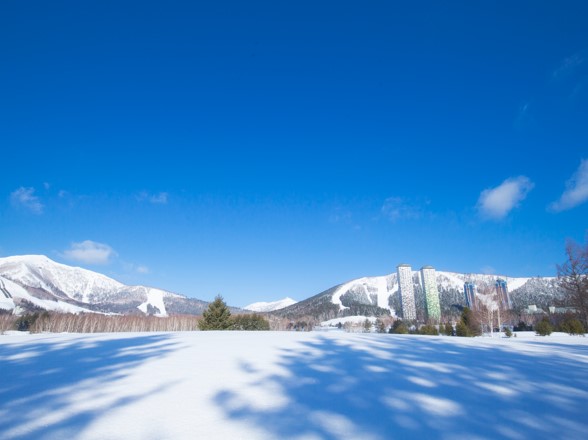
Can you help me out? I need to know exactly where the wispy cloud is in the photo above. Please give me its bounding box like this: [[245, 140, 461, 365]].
[[10, 187, 44, 214], [62, 240, 117, 265], [552, 50, 588, 102], [549, 159, 588, 212], [381, 197, 422, 222], [137, 191, 168, 204], [136, 265, 150, 274], [477, 176, 534, 220], [514, 101, 536, 131], [552, 51, 585, 81]]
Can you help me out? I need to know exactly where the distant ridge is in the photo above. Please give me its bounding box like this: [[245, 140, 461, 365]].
[[0, 255, 210, 316], [0, 255, 564, 321], [271, 270, 562, 322], [244, 297, 298, 312]]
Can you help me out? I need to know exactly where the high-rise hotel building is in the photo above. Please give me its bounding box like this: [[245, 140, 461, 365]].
[[396, 264, 416, 320], [495, 279, 512, 310], [420, 266, 441, 322], [464, 282, 477, 309]]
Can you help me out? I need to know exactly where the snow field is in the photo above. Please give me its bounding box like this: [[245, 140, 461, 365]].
[[1, 331, 588, 439]]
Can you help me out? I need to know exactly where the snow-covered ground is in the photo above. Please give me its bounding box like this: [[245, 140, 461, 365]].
[[1, 331, 588, 440]]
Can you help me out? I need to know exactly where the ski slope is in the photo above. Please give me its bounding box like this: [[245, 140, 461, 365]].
[[2, 331, 587, 439]]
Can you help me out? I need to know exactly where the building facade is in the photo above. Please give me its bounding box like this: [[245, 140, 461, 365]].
[[420, 266, 441, 322], [464, 282, 476, 309], [495, 279, 512, 310], [397, 264, 416, 320]]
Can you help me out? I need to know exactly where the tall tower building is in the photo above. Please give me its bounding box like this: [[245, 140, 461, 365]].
[[420, 266, 441, 322], [464, 282, 477, 309], [396, 264, 416, 320], [495, 279, 512, 310]]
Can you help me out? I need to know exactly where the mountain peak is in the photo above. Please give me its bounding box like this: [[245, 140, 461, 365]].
[[244, 297, 298, 312], [0, 255, 209, 317]]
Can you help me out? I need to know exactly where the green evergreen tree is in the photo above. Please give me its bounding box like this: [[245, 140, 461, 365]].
[[363, 318, 372, 333], [535, 317, 553, 336], [419, 324, 438, 335], [389, 320, 408, 334], [443, 322, 454, 336], [460, 307, 481, 336], [504, 327, 512, 338], [199, 295, 232, 330], [231, 314, 270, 330], [375, 319, 387, 333], [455, 321, 469, 337], [559, 316, 585, 335]]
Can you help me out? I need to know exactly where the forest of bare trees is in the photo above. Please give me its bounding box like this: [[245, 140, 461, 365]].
[[557, 240, 588, 327], [0, 309, 320, 334], [1, 312, 199, 333]]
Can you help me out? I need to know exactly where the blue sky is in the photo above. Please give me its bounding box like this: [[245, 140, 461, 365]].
[[1, 1, 587, 307]]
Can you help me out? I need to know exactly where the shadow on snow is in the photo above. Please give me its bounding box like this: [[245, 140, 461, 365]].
[[214, 334, 588, 440], [0, 333, 180, 439]]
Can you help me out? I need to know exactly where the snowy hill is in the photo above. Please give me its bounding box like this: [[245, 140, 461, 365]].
[[0, 255, 209, 316], [244, 297, 297, 312], [0, 255, 564, 321], [0, 275, 95, 314], [274, 269, 562, 321]]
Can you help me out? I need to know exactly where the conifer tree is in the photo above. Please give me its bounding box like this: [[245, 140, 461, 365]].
[[199, 295, 232, 330], [389, 320, 408, 334], [461, 307, 481, 336], [231, 314, 270, 330], [455, 321, 468, 337], [535, 317, 553, 336], [455, 307, 481, 337], [559, 316, 585, 335], [375, 319, 387, 333]]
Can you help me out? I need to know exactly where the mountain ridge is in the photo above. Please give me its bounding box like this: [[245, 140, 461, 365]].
[[244, 297, 298, 312], [0, 255, 564, 321], [272, 270, 563, 322], [0, 255, 210, 316]]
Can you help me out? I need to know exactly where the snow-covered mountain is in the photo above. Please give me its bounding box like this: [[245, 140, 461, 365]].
[[0, 255, 565, 321], [0, 255, 209, 316], [273, 269, 563, 321], [244, 297, 298, 312]]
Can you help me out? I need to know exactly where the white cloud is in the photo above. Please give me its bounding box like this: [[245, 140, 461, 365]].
[[552, 51, 585, 81], [10, 187, 44, 214], [549, 159, 588, 212], [136, 265, 150, 274], [381, 197, 421, 222], [477, 176, 534, 220], [150, 192, 168, 204], [62, 240, 117, 265], [138, 191, 168, 204]]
